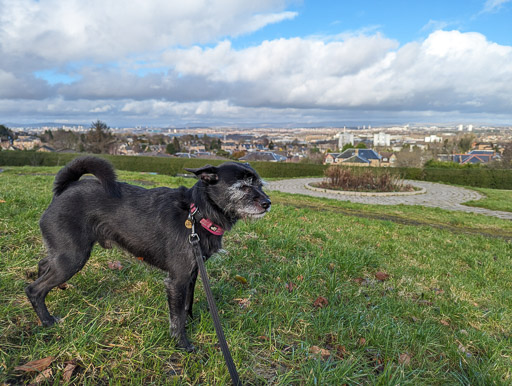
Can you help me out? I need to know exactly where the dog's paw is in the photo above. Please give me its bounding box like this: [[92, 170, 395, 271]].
[[174, 336, 196, 353], [182, 343, 196, 353], [42, 316, 61, 327]]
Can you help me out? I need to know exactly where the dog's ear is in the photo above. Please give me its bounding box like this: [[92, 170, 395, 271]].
[[184, 165, 219, 184]]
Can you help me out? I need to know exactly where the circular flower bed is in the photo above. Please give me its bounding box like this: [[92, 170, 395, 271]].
[[314, 166, 416, 193]]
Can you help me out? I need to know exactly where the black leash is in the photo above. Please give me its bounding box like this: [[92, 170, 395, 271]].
[[188, 229, 242, 386]]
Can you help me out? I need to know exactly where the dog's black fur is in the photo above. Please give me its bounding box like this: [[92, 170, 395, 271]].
[[25, 156, 271, 351]]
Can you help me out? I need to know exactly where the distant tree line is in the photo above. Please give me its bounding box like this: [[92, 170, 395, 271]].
[[16, 120, 227, 156]]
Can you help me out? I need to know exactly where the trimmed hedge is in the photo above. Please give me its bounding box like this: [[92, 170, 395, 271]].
[[249, 161, 327, 178], [2, 151, 512, 188], [422, 168, 512, 190], [0, 151, 327, 179]]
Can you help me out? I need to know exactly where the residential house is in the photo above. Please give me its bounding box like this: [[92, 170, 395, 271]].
[[324, 149, 382, 167], [239, 142, 256, 152], [472, 142, 494, 151], [12, 136, 41, 150], [221, 142, 238, 153], [452, 150, 497, 164], [37, 145, 55, 152], [187, 144, 206, 153], [118, 143, 138, 155], [324, 153, 341, 164], [0, 139, 13, 150], [379, 152, 397, 167]]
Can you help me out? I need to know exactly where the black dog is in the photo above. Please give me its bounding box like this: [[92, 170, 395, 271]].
[[25, 156, 271, 351]]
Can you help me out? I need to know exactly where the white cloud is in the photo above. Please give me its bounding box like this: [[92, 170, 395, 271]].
[[156, 30, 512, 113], [0, 0, 296, 64], [90, 105, 114, 113], [482, 0, 511, 13]]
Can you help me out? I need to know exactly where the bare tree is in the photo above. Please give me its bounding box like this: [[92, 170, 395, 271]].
[[396, 147, 423, 168], [85, 120, 116, 154]]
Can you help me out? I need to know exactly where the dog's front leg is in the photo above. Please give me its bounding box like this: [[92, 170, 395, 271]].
[[164, 276, 194, 352]]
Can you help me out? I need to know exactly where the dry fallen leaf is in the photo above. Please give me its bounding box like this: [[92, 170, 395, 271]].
[[62, 362, 77, 382], [328, 263, 335, 272], [358, 337, 367, 346], [375, 271, 390, 281], [108, 261, 123, 270], [309, 346, 331, 360], [0, 199, 6, 203], [399, 353, 411, 365], [440, 319, 450, 326], [336, 345, 348, 360], [15, 356, 54, 372], [313, 296, 328, 309], [285, 282, 296, 293], [234, 298, 251, 309], [296, 275, 304, 282], [32, 368, 53, 384]]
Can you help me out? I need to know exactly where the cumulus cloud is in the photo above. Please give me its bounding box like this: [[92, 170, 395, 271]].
[[156, 30, 512, 113], [49, 30, 512, 116], [0, 0, 296, 63], [0, 0, 511, 125]]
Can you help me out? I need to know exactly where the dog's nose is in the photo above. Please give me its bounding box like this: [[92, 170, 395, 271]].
[[260, 198, 271, 210]]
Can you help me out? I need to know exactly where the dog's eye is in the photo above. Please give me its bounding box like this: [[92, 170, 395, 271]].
[[241, 185, 252, 193]]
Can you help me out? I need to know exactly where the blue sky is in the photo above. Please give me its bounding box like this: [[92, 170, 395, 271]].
[[1, 0, 511, 127], [233, 0, 511, 47]]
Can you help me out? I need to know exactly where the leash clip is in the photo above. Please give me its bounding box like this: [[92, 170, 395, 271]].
[[188, 219, 200, 244], [189, 232, 200, 244]]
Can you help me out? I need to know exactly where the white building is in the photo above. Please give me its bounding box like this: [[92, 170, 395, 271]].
[[338, 129, 354, 149], [373, 132, 391, 147], [425, 135, 442, 143]]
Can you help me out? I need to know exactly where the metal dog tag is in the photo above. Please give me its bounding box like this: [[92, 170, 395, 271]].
[[185, 219, 193, 229]]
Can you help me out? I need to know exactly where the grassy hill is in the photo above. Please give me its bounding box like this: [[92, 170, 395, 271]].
[[1, 166, 511, 384]]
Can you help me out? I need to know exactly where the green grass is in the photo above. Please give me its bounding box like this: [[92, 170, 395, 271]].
[[1, 166, 512, 384], [463, 187, 512, 213]]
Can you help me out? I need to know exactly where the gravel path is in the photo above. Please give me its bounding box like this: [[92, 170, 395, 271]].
[[267, 178, 512, 220]]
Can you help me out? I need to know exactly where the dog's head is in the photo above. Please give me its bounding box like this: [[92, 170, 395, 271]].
[[185, 162, 271, 219]]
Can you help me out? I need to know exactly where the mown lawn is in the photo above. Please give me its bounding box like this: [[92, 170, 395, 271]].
[[1, 166, 511, 385], [463, 187, 512, 213]]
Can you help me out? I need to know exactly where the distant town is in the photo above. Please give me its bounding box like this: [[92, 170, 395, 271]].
[[1, 122, 512, 168]]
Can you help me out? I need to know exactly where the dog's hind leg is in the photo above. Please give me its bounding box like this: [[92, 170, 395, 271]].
[[26, 249, 91, 327], [164, 275, 194, 352], [185, 267, 198, 319]]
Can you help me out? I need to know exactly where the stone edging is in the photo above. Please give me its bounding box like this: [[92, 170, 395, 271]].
[[305, 183, 427, 197]]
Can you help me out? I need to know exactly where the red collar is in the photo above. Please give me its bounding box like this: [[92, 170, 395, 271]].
[[190, 203, 225, 236]]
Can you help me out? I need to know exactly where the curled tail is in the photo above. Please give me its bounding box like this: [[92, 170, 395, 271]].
[[53, 156, 121, 197]]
